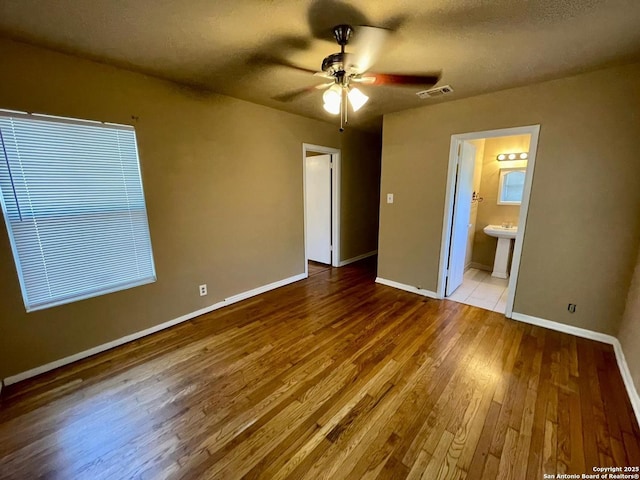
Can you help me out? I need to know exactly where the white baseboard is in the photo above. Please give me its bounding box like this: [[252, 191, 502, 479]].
[[469, 262, 492, 272], [511, 311, 640, 426], [375, 277, 438, 299], [3, 272, 307, 387], [224, 272, 306, 304], [612, 340, 640, 428], [338, 250, 377, 267], [510, 312, 616, 344]]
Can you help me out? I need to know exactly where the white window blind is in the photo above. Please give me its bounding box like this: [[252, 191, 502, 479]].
[[0, 111, 156, 312]]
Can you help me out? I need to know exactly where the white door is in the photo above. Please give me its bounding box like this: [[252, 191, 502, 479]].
[[305, 154, 332, 264], [446, 141, 476, 296]]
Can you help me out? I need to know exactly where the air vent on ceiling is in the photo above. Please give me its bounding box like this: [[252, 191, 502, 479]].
[[416, 85, 454, 99]]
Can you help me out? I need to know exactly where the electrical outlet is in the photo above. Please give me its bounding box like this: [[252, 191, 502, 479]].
[[568, 303, 576, 313], [387, 193, 394, 204], [199, 284, 207, 296]]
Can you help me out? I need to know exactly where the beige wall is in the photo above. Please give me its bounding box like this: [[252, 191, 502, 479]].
[[378, 62, 640, 334], [471, 134, 529, 269], [339, 131, 382, 260], [619, 248, 640, 392], [0, 39, 380, 379]]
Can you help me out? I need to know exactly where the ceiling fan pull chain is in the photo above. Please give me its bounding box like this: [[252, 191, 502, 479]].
[[344, 87, 348, 125]]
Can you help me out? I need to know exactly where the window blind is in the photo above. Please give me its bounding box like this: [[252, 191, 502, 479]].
[[0, 111, 156, 311]]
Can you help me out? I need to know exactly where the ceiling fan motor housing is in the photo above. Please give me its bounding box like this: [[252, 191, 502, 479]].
[[322, 53, 346, 78]]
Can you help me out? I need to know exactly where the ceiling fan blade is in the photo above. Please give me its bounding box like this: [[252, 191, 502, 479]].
[[364, 73, 440, 87], [350, 76, 376, 84], [345, 26, 390, 74], [273, 84, 327, 103], [258, 56, 320, 75], [313, 71, 335, 79]]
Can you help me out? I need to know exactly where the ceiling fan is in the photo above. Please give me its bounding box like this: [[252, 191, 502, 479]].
[[275, 24, 440, 131]]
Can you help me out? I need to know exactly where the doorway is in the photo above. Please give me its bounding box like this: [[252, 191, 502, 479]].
[[437, 125, 540, 317], [302, 144, 341, 275]]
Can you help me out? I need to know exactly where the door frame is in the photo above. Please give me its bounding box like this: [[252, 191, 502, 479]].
[[436, 125, 541, 318], [302, 143, 341, 274]]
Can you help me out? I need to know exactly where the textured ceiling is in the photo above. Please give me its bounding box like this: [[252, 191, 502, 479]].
[[1, 0, 639, 130]]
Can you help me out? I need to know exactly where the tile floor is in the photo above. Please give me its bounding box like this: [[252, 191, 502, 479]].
[[446, 268, 509, 313]]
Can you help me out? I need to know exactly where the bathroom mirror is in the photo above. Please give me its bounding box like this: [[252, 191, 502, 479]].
[[498, 168, 526, 205]]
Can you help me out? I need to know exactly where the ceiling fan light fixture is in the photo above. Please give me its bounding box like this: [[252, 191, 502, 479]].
[[323, 101, 340, 115], [347, 87, 369, 112], [323, 84, 342, 115]]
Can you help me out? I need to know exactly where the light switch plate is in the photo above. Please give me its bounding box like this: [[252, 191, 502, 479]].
[[387, 193, 394, 204]]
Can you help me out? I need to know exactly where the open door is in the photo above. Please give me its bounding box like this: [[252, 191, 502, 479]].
[[445, 141, 476, 296], [305, 154, 332, 264]]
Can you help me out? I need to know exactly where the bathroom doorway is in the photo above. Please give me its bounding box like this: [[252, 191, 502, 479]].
[[437, 125, 540, 317]]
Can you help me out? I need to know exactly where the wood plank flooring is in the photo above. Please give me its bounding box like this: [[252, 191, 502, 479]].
[[1, 258, 639, 479], [307, 260, 331, 277]]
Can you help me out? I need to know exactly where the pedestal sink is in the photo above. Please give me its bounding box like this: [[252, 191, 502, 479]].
[[483, 225, 518, 278]]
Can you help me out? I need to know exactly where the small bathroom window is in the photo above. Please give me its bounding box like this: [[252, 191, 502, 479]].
[[498, 168, 526, 205]]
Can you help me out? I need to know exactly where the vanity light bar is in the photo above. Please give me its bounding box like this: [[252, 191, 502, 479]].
[[497, 152, 528, 161]]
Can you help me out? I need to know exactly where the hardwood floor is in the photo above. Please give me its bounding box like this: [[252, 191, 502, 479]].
[[308, 260, 332, 276], [1, 258, 639, 479]]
